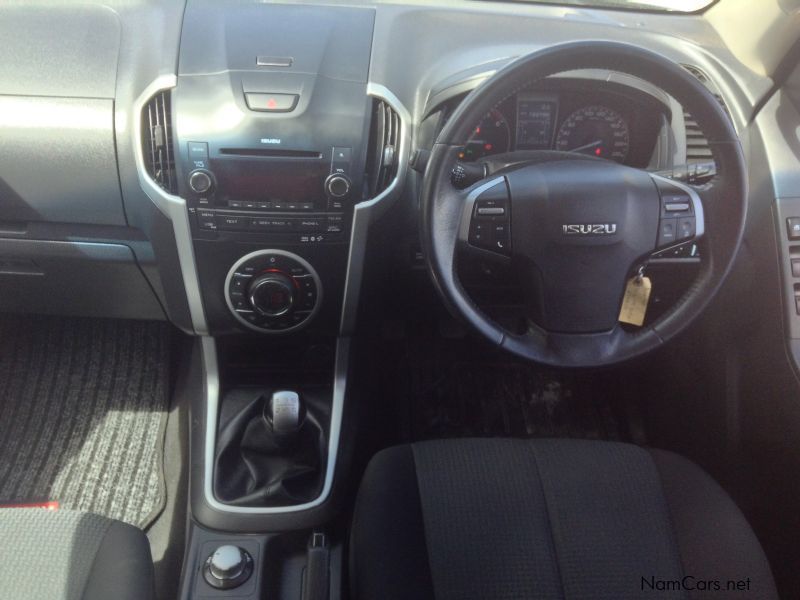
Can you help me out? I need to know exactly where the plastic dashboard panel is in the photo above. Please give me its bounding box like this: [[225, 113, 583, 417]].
[[0, 4, 125, 226]]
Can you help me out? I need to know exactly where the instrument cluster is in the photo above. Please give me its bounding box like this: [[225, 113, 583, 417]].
[[454, 80, 668, 168]]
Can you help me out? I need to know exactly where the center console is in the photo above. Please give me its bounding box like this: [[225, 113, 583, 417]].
[[147, 3, 409, 599]]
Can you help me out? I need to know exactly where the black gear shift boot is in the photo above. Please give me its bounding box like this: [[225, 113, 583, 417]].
[[214, 389, 329, 507]]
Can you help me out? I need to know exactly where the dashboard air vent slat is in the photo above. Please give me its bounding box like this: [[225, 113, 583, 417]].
[[681, 65, 730, 164], [142, 91, 177, 194], [683, 113, 714, 161], [366, 99, 400, 198]]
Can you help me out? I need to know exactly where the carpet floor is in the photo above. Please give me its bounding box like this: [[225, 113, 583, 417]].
[[0, 316, 170, 528]]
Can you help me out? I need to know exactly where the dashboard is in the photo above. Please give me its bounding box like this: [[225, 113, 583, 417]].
[[0, 0, 779, 344], [443, 80, 670, 168]]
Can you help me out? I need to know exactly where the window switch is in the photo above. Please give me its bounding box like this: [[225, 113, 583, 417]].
[[792, 259, 800, 278], [795, 297, 800, 315]]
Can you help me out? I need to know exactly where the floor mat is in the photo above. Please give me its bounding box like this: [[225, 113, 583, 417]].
[[386, 335, 628, 443], [0, 316, 170, 528]]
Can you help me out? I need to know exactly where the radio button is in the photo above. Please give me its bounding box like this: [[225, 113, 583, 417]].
[[189, 169, 214, 194], [327, 215, 343, 233], [188, 141, 209, 169], [252, 218, 294, 231], [229, 200, 244, 208], [297, 218, 325, 232], [197, 210, 217, 230], [218, 215, 250, 230], [300, 202, 314, 211], [332, 147, 352, 163], [325, 174, 351, 199]]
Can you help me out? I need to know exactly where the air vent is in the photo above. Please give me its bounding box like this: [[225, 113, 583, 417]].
[[683, 111, 714, 162], [366, 99, 401, 198], [142, 91, 177, 194], [681, 65, 730, 164]]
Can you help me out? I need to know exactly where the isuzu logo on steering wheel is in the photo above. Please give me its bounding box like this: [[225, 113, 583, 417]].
[[562, 223, 618, 235]]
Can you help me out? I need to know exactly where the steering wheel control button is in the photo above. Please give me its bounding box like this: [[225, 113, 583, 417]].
[[665, 202, 690, 212], [653, 179, 701, 249], [677, 217, 696, 241], [245, 92, 299, 112], [787, 218, 800, 240], [658, 219, 677, 246], [466, 180, 511, 256], [477, 206, 505, 216], [225, 250, 322, 333], [204, 545, 254, 590]]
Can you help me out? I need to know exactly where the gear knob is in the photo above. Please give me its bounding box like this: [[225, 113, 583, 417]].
[[264, 390, 304, 444]]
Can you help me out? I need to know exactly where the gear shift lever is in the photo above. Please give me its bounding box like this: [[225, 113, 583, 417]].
[[264, 390, 304, 446]]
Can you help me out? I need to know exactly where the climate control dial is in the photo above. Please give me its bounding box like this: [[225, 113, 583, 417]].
[[225, 250, 322, 333], [248, 272, 295, 316]]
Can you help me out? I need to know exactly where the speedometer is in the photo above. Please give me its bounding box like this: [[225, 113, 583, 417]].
[[555, 105, 630, 163], [459, 109, 511, 161]]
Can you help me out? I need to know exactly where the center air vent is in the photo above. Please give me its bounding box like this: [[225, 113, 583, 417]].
[[366, 99, 400, 198], [142, 91, 177, 194]]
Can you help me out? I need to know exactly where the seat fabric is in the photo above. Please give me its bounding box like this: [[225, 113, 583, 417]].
[[0, 508, 154, 600], [350, 438, 777, 600]]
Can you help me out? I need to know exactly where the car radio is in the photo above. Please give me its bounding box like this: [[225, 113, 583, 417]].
[[182, 143, 354, 241]]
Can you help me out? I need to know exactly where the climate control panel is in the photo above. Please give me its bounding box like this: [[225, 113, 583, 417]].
[[224, 250, 322, 333]]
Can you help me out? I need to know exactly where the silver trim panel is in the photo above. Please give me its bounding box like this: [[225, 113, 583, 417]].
[[133, 75, 209, 335], [201, 83, 409, 515], [202, 335, 350, 514], [340, 83, 412, 335]]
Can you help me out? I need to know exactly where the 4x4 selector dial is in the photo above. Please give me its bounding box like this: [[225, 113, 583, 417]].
[[188, 169, 214, 194], [248, 272, 295, 317]]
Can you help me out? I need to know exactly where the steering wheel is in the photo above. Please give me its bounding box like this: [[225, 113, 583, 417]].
[[421, 41, 746, 367]]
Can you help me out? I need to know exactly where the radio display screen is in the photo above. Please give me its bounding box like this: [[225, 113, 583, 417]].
[[516, 93, 558, 150], [210, 158, 329, 205]]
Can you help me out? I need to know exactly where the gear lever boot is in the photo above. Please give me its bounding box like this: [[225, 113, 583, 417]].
[[214, 389, 328, 506]]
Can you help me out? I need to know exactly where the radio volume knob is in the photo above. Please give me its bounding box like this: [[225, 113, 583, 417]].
[[248, 273, 295, 317], [325, 174, 351, 199], [189, 169, 214, 194]]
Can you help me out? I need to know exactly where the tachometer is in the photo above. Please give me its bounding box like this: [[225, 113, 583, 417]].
[[459, 109, 511, 161], [555, 105, 630, 163]]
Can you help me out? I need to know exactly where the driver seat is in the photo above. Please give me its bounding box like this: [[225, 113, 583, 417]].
[[351, 438, 777, 599]]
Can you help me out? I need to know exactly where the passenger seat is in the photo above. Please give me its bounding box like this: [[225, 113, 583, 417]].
[[0, 508, 154, 600]]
